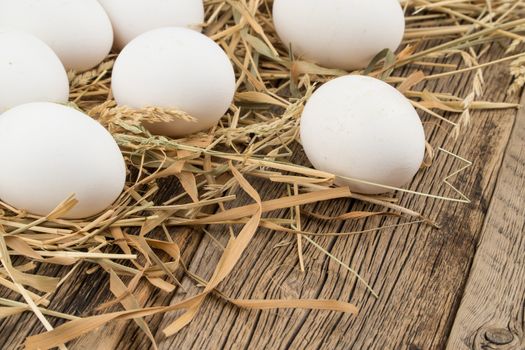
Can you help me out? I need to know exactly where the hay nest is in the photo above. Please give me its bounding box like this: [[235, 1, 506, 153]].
[[1, 1, 524, 348]]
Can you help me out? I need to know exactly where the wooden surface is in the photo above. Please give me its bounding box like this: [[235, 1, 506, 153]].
[[1, 46, 524, 349], [446, 83, 525, 349]]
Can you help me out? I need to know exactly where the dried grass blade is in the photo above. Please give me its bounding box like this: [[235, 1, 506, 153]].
[[176, 171, 199, 202], [127, 235, 181, 287], [47, 195, 79, 220], [25, 312, 134, 350], [146, 277, 176, 293], [4, 236, 42, 260], [6, 270, 58, 294], [109, 270, 158, 350], [185, 187, 351, 225], [0, 276, 50, 306], [0, 229, 66, 350], [163, 163, 262, 336], [110, 227, 133, 255], [235, 91, 289, 107], [398, 71, 426, 93], [302, 210, 400, 221], [0, 298, 77, 320], [146, 238, 181, 263], [27, 301, 212, 349], [229, 298, 358, 314], [303, 235, 378, 298], [140, 210, 177, 236], [0, 306, 26, 318]]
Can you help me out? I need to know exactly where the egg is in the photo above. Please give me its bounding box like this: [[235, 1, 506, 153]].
[[111, 27, 236, 137], [0, 102, 126, 219], [273, 0, 405, 70], [0, 0, 113, 71], [300, 75, 425, 194], [98, 0, 205, 50], [0, 32, 69, 113]]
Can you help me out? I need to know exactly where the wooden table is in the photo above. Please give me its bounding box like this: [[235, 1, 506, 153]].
[[1, 46, 524, 350]]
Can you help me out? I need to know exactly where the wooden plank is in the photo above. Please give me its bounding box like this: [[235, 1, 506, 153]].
[[113, 49, 518, 349], [150, 55, 519, 349], [446, 89, 525, 349], [0, 49, 520, 350]]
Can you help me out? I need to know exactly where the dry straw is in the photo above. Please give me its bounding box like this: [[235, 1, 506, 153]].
[[0, 0, 523, 348]]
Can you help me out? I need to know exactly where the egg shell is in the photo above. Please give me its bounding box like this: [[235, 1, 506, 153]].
[[0, 0, 113, 71], [0, 102, 126, 219], [300, 75, 426, 194], [0, 31, 69, 113], [98, 0, 204, 50], [273, 0, 405, 70], [111, 27, 236, 137]]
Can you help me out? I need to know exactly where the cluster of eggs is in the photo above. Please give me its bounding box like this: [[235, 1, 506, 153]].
[[0, 0, 425, 219], [276, 0, 426, 194]]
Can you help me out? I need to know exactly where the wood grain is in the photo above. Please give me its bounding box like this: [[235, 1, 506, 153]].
[[99, 46, 519, 349], [0, 45, 522, 349], [446, 85, 525, 350], [144, 56, 520, 350]]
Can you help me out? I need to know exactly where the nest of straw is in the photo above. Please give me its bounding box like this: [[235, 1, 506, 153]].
[[1, 0, 524, 348]]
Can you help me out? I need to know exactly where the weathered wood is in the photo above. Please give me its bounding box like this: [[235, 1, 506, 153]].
[[106, 47, 518, 349], [0, 46, 522, 349], [445, 87, 525, 349], [144, 58, 520, 350]]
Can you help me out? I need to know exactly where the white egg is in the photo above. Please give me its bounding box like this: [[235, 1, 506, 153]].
[[98, 0, 204, 50], [112, 27, 236, 137], [273, 0, 405, 70], [300, 75, 425, 194], [0, 102, 126, 219], [0, 32, 69, 113], [0, 0, 113, 71]]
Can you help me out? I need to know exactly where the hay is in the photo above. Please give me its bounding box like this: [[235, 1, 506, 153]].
[[0, 0, 523, 348]]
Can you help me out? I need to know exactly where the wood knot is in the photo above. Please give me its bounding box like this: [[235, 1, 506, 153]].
[[484, 328, 514, 345]]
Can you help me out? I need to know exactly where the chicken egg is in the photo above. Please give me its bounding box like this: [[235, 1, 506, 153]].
[[98, 0, 205, 50], [300, 75, 425, 194], [111, 27, 236, 137], [0, 102, 126, 219], [0, 0, 113, 71], [273, 0, 405, 70], [0, 31, 69, 113]]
